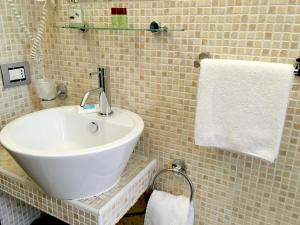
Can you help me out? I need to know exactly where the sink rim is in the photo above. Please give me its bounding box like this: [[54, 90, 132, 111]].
[[0, 106, 144, 158]]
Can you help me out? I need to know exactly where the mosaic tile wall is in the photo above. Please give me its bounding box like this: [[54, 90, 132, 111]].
[[0, 191, 40, 225], [0, 0, 47, 127], [0, 0, 46, 223], [42, 1, 300, 225], [1, 0, 300, 225]]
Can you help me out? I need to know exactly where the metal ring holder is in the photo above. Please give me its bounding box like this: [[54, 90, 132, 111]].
[[151, 159, 194, 202]]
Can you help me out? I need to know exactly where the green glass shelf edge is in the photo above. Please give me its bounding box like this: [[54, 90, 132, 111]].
[[56, 24, 184, 32]]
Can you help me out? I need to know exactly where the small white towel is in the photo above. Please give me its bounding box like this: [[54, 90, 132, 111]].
[[144, 190, 194, 225], [195, 59, 294, 162]]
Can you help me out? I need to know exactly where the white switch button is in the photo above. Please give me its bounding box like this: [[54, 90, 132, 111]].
[[8, 67, 26, 81]]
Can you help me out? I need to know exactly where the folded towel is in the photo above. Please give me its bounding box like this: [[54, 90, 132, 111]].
[[195, 59, 294, 162], [144, 190, 194, 225], [186, 203, 194, 225]]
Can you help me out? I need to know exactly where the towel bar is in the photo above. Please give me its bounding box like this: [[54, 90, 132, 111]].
[[151, 159, 194, 202], [194, 53, 300, 77]]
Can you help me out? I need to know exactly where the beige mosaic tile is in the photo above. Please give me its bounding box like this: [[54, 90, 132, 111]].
[[44, 1, 300, 225], [1, 0, 300, 224], [0, 191, 40, 225], [0, 147, 156, 225], [0, 2, 47, 223], [116, 194, 147, 225], [0, 0, 47, 128]]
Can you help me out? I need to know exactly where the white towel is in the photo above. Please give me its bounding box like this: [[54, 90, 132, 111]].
[[144, 190, 194, 225], [195, 59, 294, 163], [186, 203, 194, 225]]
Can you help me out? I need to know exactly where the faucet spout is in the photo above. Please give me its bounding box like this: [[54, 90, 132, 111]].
[[80, 88, 101, 108], [80, 67, 113, 116]]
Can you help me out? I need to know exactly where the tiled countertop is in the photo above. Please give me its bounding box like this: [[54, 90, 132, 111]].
[[0, 147, 156, 225]]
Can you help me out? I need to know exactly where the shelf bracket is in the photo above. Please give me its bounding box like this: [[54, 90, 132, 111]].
[[150, 21, 168, 33]]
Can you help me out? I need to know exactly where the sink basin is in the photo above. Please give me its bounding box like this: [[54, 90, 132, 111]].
[[0, 106, 144, 199]]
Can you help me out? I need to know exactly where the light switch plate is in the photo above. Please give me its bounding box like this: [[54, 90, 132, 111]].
[[0, 62, 31, 89], [9, 67, 26, 81]]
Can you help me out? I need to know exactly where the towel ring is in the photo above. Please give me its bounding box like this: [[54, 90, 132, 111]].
[[151, 159, 194, 202]]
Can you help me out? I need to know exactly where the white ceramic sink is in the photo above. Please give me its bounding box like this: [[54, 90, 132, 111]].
[[0, 106, 144, 199]]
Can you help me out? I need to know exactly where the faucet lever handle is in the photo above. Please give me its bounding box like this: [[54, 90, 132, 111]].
[[89, 67, 104, 77]]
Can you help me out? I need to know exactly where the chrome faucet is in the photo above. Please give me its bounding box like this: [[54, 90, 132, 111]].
[[80, 67, 113, 116]]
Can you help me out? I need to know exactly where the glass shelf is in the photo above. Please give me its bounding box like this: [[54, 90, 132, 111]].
[[57, 23, 185, 33]]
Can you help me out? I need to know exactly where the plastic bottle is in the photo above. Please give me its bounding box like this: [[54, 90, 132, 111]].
[[111, 8, 119, 28], [69, 0, 84, 28], [119, 8, 128, 29]]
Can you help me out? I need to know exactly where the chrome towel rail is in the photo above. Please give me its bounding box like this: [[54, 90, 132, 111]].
[[151, 159, 194, 202], [194, 53, 300, 77]]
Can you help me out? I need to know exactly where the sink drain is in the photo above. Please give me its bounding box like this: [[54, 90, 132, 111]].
[[88, 122, 99, 133]]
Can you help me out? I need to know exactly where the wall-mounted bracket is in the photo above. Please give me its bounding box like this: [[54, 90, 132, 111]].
[[149, 21, 168, 33], [40, 83, 67, 101], [194, 52, 211, 68], [294, 58, 300, 77]]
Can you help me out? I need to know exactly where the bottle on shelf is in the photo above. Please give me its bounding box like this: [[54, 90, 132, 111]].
[[111, 7, 128, 29], [111, 8, 119, 28], [119, 8, 128, 29], [69, 0, 84, 28]]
